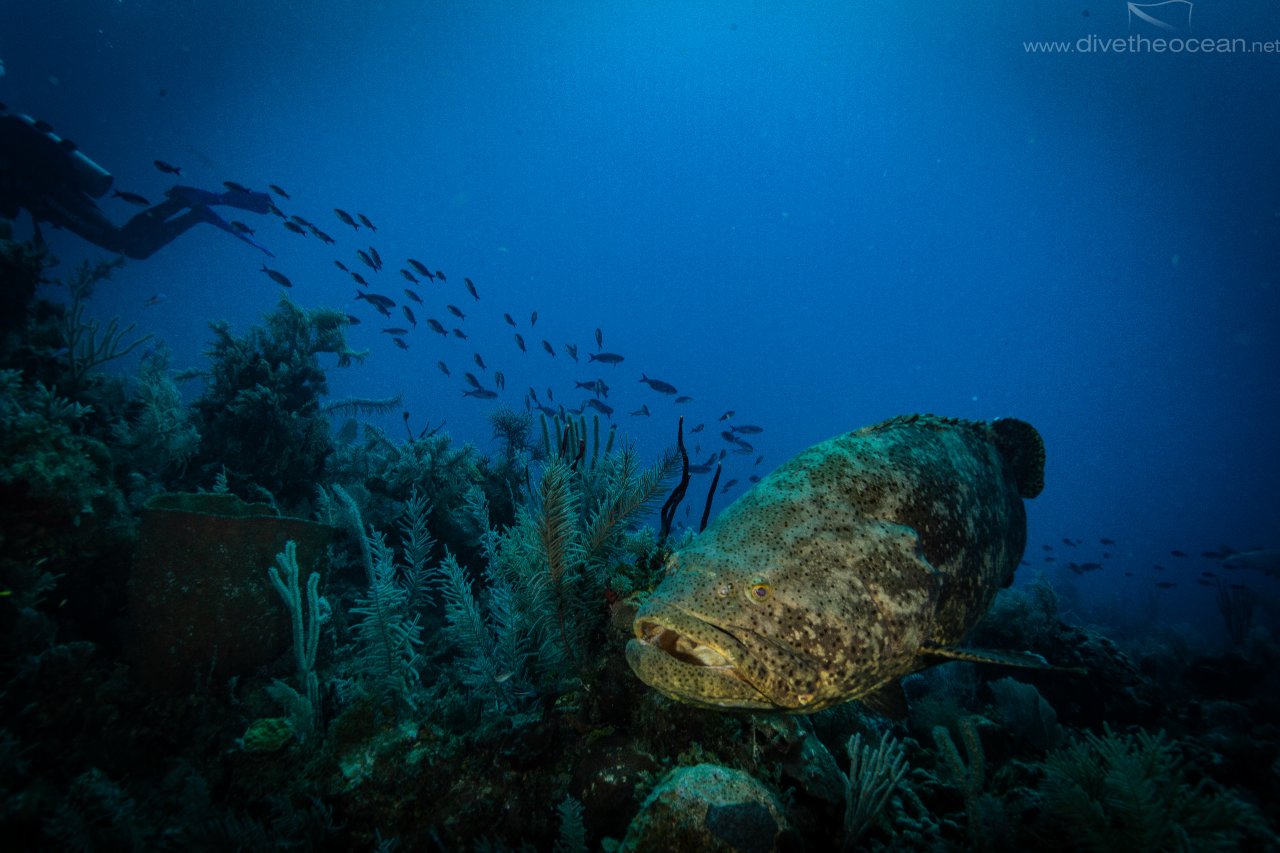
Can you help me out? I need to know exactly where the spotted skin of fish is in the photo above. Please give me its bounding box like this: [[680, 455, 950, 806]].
[[626, 414, 1045, 712]]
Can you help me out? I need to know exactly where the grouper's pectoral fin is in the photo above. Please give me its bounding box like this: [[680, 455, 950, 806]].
[[856, 682, 908, 720], [920, 642, 1088, 675]]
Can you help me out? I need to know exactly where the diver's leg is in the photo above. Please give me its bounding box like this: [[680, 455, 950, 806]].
[[38, 191, 131, 254], [115, 205, 214, 260]]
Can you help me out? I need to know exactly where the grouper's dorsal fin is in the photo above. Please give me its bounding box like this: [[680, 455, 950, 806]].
[[920, 642, 1086, 675], [989, 417, 1045, 499]]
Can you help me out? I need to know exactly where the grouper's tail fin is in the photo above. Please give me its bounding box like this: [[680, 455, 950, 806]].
[[989, 418, 1045, 499]]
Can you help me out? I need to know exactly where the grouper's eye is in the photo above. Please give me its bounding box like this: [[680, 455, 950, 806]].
[[749, 582, 770, 601]]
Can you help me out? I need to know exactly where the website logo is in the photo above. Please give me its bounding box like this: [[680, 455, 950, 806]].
[[1127, 1, 1194, 33]]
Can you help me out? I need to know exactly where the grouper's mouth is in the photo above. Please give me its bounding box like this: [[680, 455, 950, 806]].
[[633, 618, 737, 669], [626, 611, 778, 710]]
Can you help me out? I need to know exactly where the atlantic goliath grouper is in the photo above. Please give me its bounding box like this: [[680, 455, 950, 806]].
[[626, 414, 1050, 713]]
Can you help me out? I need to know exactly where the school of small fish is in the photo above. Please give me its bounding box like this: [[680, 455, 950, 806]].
[[138, 160, 772, 509]]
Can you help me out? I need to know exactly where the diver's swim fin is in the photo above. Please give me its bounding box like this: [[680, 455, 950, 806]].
[[166, 185, 272, 215], [188, 204, 274, 257]]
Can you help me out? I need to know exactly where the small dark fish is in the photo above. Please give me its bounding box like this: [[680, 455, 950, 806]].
[[689, 463, 714, 474], [588, 352, 624, 366], [565, 343, 578, 361], [730, 424, 763, 434], [154, 159, 182, 176], [356, 291, 395, 309], [473, 353, 487, 371], [369, 247, 383, 270], [639, 374, 677, 394], [435, 270, 446, 282], [344, 314, 361, 325], [404, 288, 423, 303], [494, 371, 505, 390], [529, 388, 539, 403], [351, 272, 368, 287], [381, 327, 409, 335], [1102, 552, 1112, 559], [312, 228, 336, 244], [447, 304, 466, 320], [144, 293, 167, 306], [112, 190, 150, 206], [358, 213, 377, 231], [335, 208, 359, 230], [574, 379, 608, 397], [718, 410, 735, 422], [631, 404, 651, 417], [720, 479, 739, 495], [721, 431, 739, 444], [504, 313, 517, 327], [1152, 564, 1166, 571], [464, 372, 482, 389], [1100, 538, 1116, 545], [223, 180, 252, 194], [437, 361, 450, 376], [675, 395, 693, 404], [546, 388, 554, 402], [690, 423, 705, 433], [463, 388, 498, 400], [402, 269, 419, 284], [269, 184, 290, 199], [754, 455, 764, 466], [33, 119, 54, 132], [452, 328, 467, 339], [407, 259, 429, 277], [1042, 544, 1053, 551], [357, 249, 377, 271], [530, 310, 538, 326], [586, 398, 613, 417], [402, 305, 417, 326], [289, 214, 313, 227], [268, 203, 286, 218], [595, 328, 603, 349], [231, 220, 255, 235], [1170, 550, 1188, 557], [465, 278, 479, 300], [1154, 582, 1177, 589], [514, 333, 526, 352], [426, 319, 448, 336], [392, 337, 409, 350], [749, 475, 761, 483], [542, 340, 555, 357], [260, 264, 292, 288], [284, 221, 307, 236]]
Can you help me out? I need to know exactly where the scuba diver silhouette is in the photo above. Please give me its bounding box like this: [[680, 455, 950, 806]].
[[0, 103, 273, 259]]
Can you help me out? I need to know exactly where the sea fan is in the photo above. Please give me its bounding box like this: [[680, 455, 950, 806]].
[[350, 531, 423, 716]]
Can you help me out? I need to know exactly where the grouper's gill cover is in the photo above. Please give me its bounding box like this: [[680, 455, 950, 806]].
[[626, 414, 1045, 713]]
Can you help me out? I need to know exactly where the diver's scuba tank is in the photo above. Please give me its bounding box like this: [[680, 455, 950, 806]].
[[10, 111, 114, 198]]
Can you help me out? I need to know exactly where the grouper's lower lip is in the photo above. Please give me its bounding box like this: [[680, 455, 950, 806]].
[[634, 619, 736, 669]]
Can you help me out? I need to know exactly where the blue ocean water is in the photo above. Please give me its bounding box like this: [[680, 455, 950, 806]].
[[2, 1, 1278, 849]]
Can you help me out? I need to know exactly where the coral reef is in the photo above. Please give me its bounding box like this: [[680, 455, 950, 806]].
[[0, 238, 1276, 851]]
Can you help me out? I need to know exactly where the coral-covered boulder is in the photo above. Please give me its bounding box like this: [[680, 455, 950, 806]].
[[617, 764, 794, 853], [127, 492, 334, 691]]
